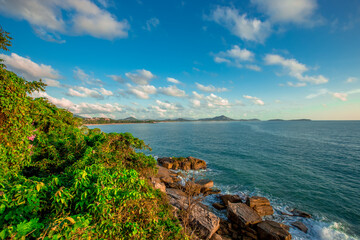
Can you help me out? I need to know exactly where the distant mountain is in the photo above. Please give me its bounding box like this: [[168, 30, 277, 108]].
[[123, 117, 137, 121], [198, 115, 235, 121], [289, 119, 311, 121], [268, 119, 285, 121]]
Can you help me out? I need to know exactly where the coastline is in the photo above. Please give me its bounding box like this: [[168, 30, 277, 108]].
[[84, 122, 156, 126]]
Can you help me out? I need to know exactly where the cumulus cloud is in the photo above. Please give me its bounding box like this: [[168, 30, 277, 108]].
[[245, 64, 261, 71], [126, 84, 157, 99], [145, 17, 160, 31], [251, 0, 318, 25], [243, 95, 265, 105], [32, 91, 74, 109], [125, 69, 155, 85], [346, 77, 357, 83], [66, 86, 113, 99], [108, 74, 126, 83], [0, 53, 60, 81], [213, 45, 257, 69], [287, 81, 307, 87], [264, 54, 328, 85], [209, 6, 271, 43], [0, 0, 129, 41], [167, 77, 181, 84], [74, 67, 104, 86], [205, 93, 230, 107], [155, 100, 183, 111], [158, 85, 186, 97], [196, 83, 228, 92]]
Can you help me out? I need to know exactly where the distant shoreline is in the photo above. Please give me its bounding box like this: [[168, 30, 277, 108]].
[[84, 122, 155, 126]]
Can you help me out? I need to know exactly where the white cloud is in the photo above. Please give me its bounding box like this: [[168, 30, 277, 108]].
[[158, 85, 186, 97], [196, 83, 228, 92], [246, 64, 261, 71], [43, 78, 61, 87], [305, 89, 329, 99], [214, 45, 256, 69], [74, 67, 104, 86], [166, 77, 181, 84], [31, 91, 74, 109], [66, 86, 113, 99], [0, 0, 129, 41], [0, 53, 60, 81], [346, 77, 357, 83], [190, 99, 201, 107], [155, 100, 183, 111], [108, 74, 125, 83], [264, 54, 328, 85], [209, 6, 271, 43], [192, 91, 204, 99], [205, 93, 230, 107], [251, 0, 318, 24], [287, 81, 307, 87], [145, 17, 160, 31], [127, 84, 157, 99], [332, 92, 347, 101], [125, 69, 155, 85], [73, 102, 122, 114], [243, 95, 265, 105]]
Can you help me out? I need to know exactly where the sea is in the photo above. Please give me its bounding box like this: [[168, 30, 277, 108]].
[[88, 121, 360, 240]]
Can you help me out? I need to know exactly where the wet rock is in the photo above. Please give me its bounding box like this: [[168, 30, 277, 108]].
[[291, 221, 308, 233], [196, 179, 214, 189], [257, 220, 292, 240], [227, 202, 262, 228], [246, 196, 274, 216], [203, 188, 221, 196], [291, 209, 311, 218], [220, 194, 243, 206], [213, 203, 226, 210]]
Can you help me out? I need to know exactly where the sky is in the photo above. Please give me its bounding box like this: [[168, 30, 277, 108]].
[[0, 0, 360, 120]]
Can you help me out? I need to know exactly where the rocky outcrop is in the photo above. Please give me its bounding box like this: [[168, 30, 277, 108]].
[[213, 203, 226, 210], [158, 156, 207, 170], [220, 194, 243, 207], [227, 202, 262, 228], [291, 221, 308, 233], [191, 204, 220, 239], [291, 209, 311, 218], [257, 221, 291, 240], [246, 196, 274, 216]]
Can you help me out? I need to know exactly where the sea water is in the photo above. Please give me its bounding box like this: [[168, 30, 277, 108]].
[[88, 121, 360, 239]]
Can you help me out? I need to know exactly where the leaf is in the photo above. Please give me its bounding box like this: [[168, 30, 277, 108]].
[[65, 217, 75, 225]]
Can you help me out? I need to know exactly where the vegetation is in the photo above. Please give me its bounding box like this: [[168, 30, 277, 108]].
[[0, 28, 186, 240]]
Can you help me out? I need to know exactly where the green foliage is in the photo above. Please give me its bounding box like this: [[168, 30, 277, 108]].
[[0, 29, 186, 239]]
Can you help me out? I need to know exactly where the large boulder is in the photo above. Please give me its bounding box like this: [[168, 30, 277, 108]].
[[196, 179, 214, 189], [188, 156, 207, 170], [212, 203, 226, 210], [227, 202, 262, 228], [158, 156, 207, 170], [220, 194, 243, 206], [191, 204, 220, 239], [291, 221, 308, 233], [246, 196, 274, 216], [291, 209, 311, 218], [150, 177, 166, 193], [257, 220, 292, 240]]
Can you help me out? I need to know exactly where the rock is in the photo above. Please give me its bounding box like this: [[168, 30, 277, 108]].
[[227, 202, 262, 228], [203, 188, 221, 196], [196, 179, 214, 189], [160, 176, 174, 184], [153, 182, 166, 193], [181, 161, 192, 170], [291, 221, 308, 233], [210, 233, 223, 240], [220, 194, 243, 206], [190, 204, 220, 239], [156, 166, 172, 179], [162, 162, 173, 169], [188, 156, 207, 170], [166, 182, 183, 190], [172, 161, 180, 170], [291, 209, 311, 218], [213, 203, 226, 210], [247, 196, 274, 216], [257, 220, 292, 240]]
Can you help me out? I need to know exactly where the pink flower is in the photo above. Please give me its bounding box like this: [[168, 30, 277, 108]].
[[28, 134, 36, 141]]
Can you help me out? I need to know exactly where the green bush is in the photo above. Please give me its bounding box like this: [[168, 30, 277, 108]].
[[0, 28, 186, 240]]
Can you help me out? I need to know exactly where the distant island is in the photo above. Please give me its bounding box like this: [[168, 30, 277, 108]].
[[82, 115, 311, 125]]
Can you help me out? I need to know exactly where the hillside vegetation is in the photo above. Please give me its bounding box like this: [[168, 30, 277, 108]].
[[0, 27, 185, 240]]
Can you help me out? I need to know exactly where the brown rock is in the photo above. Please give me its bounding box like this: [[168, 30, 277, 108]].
[[220, 194, 243, 206], [203, 188, 222, 196], [162, 162, 173, 169], [190, 204, 220, 239], [291, 221, 308, 233], [154, 182, 166, 193], [253, 205, 274, 216], [188, 156, 207, 170], [291, 209, 311, 218], [181, 161, 192, 170], [172, 161, 180, 170], [257, 220, 292, 240], [210, 233, 223, 240], [156, 166, 172, 179], [160, 176, 174, 184], [213, 203, 226, 210], [227, 202, 262, 228], [196, 179, 214, 188], [247, 196, 274, 216]]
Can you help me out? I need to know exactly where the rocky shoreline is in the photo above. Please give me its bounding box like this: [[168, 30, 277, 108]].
[[151, 156, 311, 240]]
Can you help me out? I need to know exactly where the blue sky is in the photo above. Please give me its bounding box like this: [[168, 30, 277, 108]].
[[0, 0, 360, 120]]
